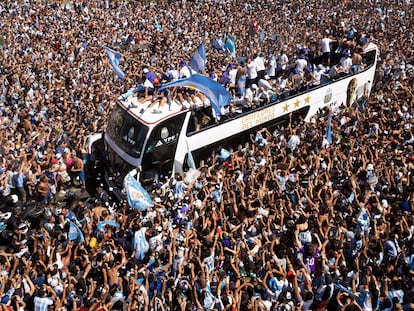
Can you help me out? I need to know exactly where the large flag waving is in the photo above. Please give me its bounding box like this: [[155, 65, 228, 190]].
[[124, 171, 153, 211], [68, 221, 85, 244], [159, 74, 231, 115], [104, 46, 126, 80], [189, 43, 206, 73]]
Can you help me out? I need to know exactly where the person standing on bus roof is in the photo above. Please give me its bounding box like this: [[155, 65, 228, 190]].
[[228, 64, 238, 98], [236, 61, 247, 99], [320, 32, 337, 66], [254, 52, 266, 80], [295, 53, 308, 75], [246, 56, 258, 88]]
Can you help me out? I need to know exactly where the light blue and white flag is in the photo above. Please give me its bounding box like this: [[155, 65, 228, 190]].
[[325, 110, 332, 144], [154, 17, 162, 32], [212, 37, 225, 51], [218, 148, 232, 160], [104, 46, 126, 80], [97, 220, 120, 231], [159, 74, 231, 115], [124, 171, 153, 211], [186, 141, 196, 170], [224, 35, 236, 58], [189, 43, 206, 73], [68, 221, 85, 244]]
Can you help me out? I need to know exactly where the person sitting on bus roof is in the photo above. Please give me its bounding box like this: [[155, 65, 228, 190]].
[[288, 67, 303, 95], [316, 64, 331, 85], [255, 86, 271, 106], [328, 63, 345, 79], [258, 75, 273, 92], [242, 84, 258, 111], [339, 50, 353, 74], [301, 67, 318, 91], [176, 91, 193, 110], [147, 89, 169, 113], [351, 47, 365, 73]]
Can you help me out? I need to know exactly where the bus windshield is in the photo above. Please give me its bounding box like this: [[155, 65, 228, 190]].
[[106, 103, 149, 158]]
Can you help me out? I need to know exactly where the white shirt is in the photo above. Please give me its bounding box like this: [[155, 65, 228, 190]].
[[277, 53, 289, 70], [244, 88, 254, 107], [254, 55, 266, 72], [247, 61, 258, 79], [340, 56, 353, 73], [34, 296, 54, 311], [266, 56, 277, 76], [295, 58, 308, 73], [258, 78, 272, 91], [287, 134, 300, 151], [320, 37, 332, 53], [228, 68, 238, 87], [179, 66, 191, 78]]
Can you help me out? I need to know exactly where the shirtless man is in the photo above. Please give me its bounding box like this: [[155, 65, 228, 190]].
[[105, 246, 128, 289], [71, 151, 85, 190]]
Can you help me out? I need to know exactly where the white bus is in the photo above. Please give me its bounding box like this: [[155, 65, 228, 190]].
[[86, 43, 378, 196]]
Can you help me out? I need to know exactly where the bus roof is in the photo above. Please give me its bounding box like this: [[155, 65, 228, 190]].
[[118, 93, 188, 126]]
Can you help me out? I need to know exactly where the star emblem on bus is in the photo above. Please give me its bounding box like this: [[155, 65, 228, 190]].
[[283, 103, 289, 112], [304, 95, 311, 103], [294, 99, 300, 107]]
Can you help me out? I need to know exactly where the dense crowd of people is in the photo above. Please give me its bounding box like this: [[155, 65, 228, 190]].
[[0, 0, 413, 310]]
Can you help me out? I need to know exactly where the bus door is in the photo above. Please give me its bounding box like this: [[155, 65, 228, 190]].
[[141, 114, 186, 181]]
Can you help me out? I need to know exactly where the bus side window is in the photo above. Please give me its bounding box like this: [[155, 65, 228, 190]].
[[187, 107, 214, 135]]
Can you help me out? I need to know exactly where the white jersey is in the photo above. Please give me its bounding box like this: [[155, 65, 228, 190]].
[[247, 61, 258, 79], [320, 37, 332, 53]]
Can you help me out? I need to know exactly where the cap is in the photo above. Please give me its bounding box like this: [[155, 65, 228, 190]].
[[264, 75, 270, 80], [367, 164, 374, 171], [143, 68, 149, 74], [251, 84, 258, 90]]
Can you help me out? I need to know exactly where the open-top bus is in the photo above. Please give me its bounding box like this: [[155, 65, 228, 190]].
[[86, 43, 378, 197]]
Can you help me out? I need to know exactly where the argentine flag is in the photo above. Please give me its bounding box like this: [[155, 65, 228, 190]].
[[224, 35, 236, 58], [124, 170, 154, 211], [104, 46, 126, 81], [68, 222, 85, 244], [325, 110, 332, 144], [189, 43, 207, 73], [159, 74, 231, 116]]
